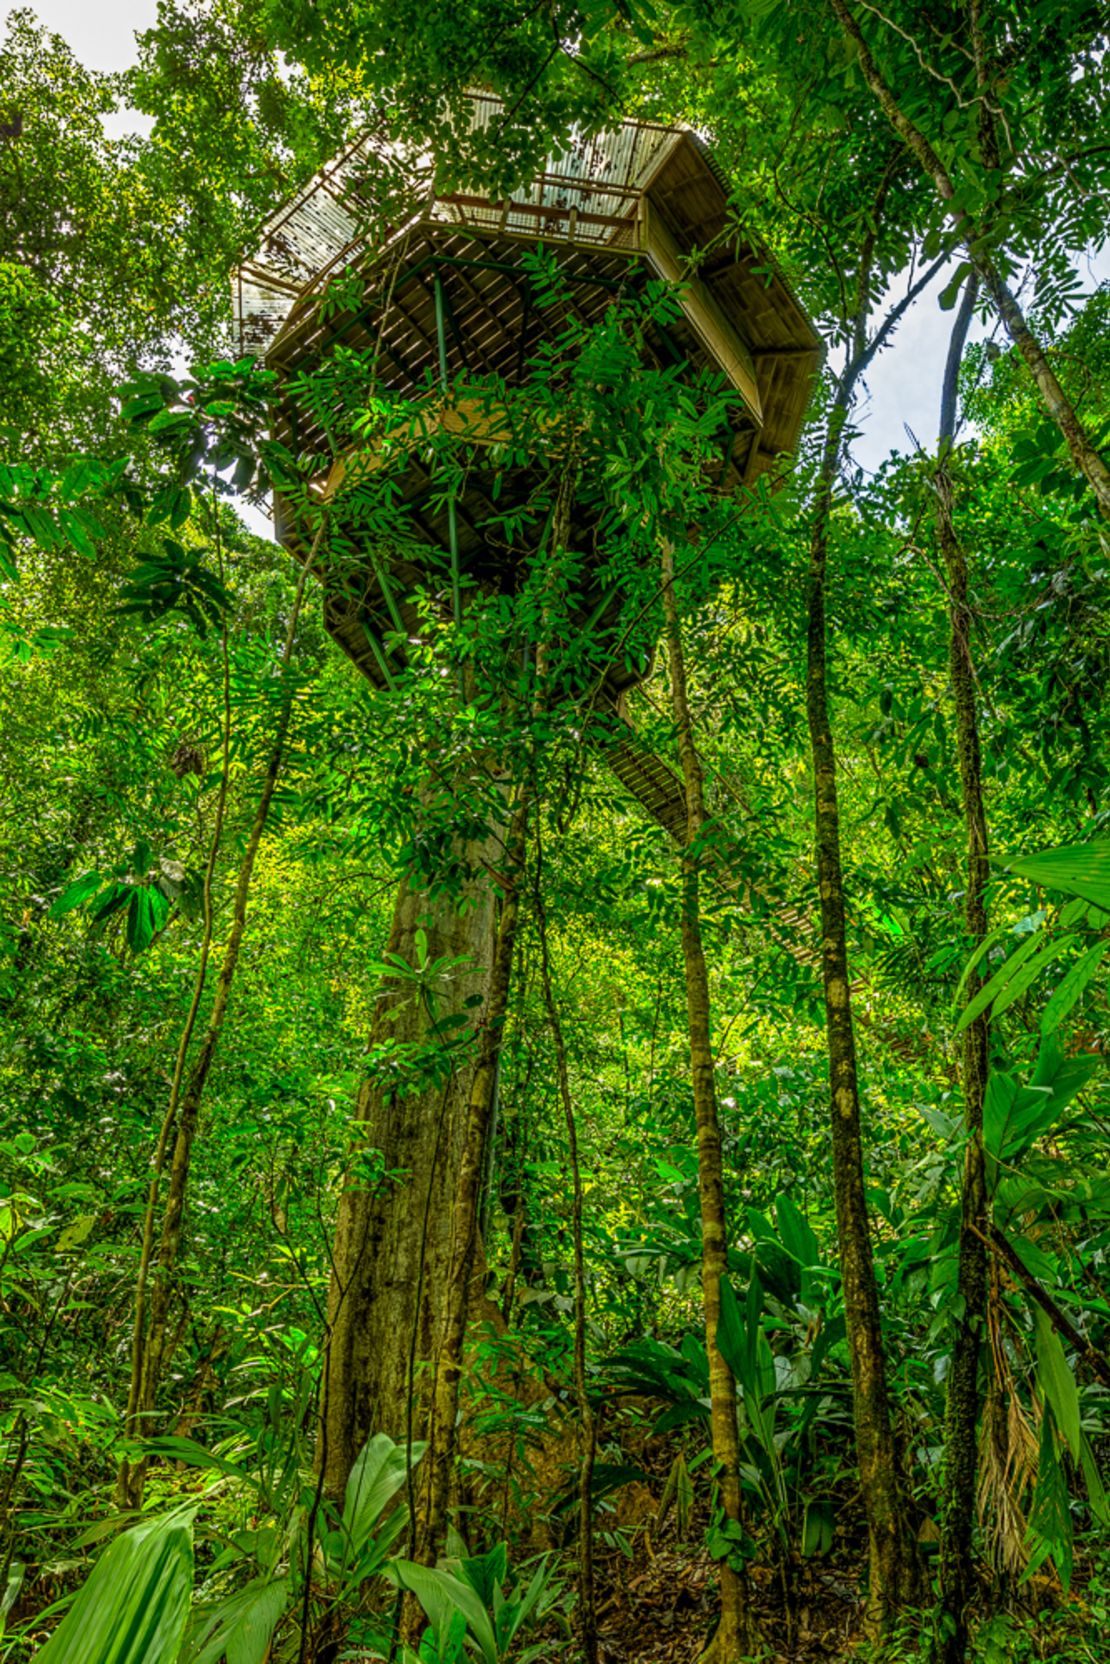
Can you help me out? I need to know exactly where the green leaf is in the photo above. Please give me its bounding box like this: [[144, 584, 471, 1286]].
[[1079, 1434, 1110, 1527], [1040, 941, 1108, 1035], [1033, 1307, 1080, 1461], [127, 887, 170, 953], [1008, 842, 1110, 910], [958, 930, 1078, 1035], [388, 1562, 498, 1664], [1025, 1406, 1073, 1591], [716, 1275, 751, 1394], [342, 1433, 424, 1557], [954, 928, 1048, 1035], [185, 1577, 288, 1664], [48, 872, 104, 918], [141, 1435, 260, 1488], [33, 1510, 193, 1664], [938, 261, 972, 311], [774, 1194, 818, 1274], [990, 934, 1077, 1019], [985, 1034, 1097, 1165], [802, 1498, 834, 1557], [456, 1541, 507, 1609]]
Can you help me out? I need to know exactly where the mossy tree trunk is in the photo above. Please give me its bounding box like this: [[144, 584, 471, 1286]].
[[935, 275, 991, 1664], [414, 791, 531, 1562], [661, 538, 755, 1661], [805, 400, 920, 1625], [319, 831, 505, 1503], [801, 213, 933, 1620]]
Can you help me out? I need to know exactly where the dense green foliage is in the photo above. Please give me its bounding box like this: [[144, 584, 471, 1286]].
[[1, 2, 1109, 1661]]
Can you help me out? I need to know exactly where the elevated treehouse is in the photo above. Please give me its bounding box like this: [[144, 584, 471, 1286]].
[[234, 93, 820, 832]]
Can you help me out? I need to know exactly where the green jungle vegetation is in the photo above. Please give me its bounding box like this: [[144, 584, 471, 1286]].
[[2, 3, 1110, 1662]]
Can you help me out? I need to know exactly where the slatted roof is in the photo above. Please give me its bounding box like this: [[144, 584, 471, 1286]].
[[232, 93, 821, 707], [233, 91, 822, 470], [235, 95, 675, 358]]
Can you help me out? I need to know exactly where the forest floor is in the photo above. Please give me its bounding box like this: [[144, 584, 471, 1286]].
[[594, 1535, 861, 1662]]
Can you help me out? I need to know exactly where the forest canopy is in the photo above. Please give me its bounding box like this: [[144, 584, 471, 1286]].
[[2, 3, 1110, 1663]]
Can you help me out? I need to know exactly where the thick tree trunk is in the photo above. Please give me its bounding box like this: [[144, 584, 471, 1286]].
[[805, 403, 920, 1628], [661, 539, 755, 1661], [415, 791, 530, 1562], [319, 831, 503, 1503], [324, 468, 576, 1530], [412, 466, 580, 1561], [936, 277, 991, 1664]]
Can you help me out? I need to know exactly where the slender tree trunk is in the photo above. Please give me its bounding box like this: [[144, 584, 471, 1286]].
[[661, 538, 754, 1661], [805, 394, 920, 1627], [118, 518, 322, 1509], [935, 276, 991, 1664], [825, 0, 1110, 520], [118, 518, 232, 1508], [534, 823, 598, 1664]]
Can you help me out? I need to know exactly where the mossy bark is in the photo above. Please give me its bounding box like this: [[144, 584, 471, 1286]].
[[662, 540, 755, 1660], [935, 276, 991, 1664], [805, 386, 921, 1626], [319, 837, 503, 1503], [414, 793, 530, 1562]]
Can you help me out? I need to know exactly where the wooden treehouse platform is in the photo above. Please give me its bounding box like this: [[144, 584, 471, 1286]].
[[234, 91, 821, 701]]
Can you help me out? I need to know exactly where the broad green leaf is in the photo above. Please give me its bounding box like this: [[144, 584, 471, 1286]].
[[1080, 1434, 1110, 1527], [55, 1214, 96, 1252], [983, 1073, 1019, 1165], [992, 1036, 1101, 1163], [1025, 1406, 1073, 1591], [33, 1510, 193, 1664], [48, 871, 104, 918], [715, 1276, 750, 1393], [954, 928, 1048, 1035], [456, 1541, 507, 1609], [185, 1578, 288, 1664], [1008, 842, 1110, 910], [990, 934, 1077, 1019], [388, 1561, 497, 1664], [127, 887, 170, 953], [1033, 1307, 1080, 1461], [342, 1433, 424, 1557], [952, 919, 1028, 1011], [226, 1579, 288, 1664], [1, 1561, 24, 1629], [775, 1194, 818, 1273], [1040, 941, 1108, 1035], [802, 1498, 834, 1557], [957, 930, 1077, 1036]]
